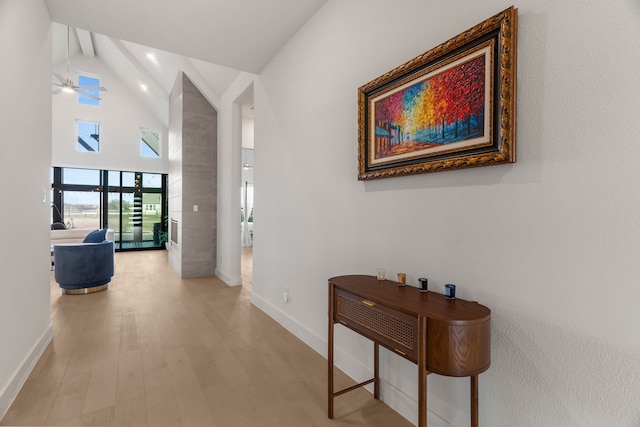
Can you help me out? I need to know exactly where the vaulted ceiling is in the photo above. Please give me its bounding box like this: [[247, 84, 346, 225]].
[[47, 0, 327, 124]]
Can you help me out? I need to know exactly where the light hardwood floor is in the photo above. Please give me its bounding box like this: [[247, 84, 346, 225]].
[[1, 249, 412, 426]]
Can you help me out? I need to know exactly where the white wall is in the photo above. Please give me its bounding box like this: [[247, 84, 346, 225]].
[[0, 0, 53, 418], [252, 1, 640, 426], [215, 74, 255, 285], [52, 54, 168, 173]]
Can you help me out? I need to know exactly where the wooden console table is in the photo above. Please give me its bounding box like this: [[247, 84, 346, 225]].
[[328, 275, 491, 427]]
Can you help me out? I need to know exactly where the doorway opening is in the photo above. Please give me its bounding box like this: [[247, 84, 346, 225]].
[[240, 103, 254, 289]]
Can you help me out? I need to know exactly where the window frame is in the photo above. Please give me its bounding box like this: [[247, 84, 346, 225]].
[[140, 128, 162, 158], [77, 72, 102, 107], [76, 119, 101, 153]]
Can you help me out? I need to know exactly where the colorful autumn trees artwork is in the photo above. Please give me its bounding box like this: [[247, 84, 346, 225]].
[[373, 54, 487, 160]]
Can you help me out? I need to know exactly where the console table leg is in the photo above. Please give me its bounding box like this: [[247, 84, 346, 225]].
[[470, 375, 478, 427], [418, 369, 427, 427], [374, 343, 380, 399], [328, 286, 335, 419], [328, 330, 334, 418], [418, 316, 427, 427]]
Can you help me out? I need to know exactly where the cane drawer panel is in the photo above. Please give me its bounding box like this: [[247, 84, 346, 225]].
[[335, 289, 418, 362]]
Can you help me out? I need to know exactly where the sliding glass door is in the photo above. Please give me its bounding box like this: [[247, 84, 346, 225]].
[[52, 167, 167, 251], [107, 171, 165, 249]]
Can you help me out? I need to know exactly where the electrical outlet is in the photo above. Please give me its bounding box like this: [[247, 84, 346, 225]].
[[283, 287, 289, 303]]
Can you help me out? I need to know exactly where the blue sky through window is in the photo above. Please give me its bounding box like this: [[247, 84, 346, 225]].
[[78, 74, 100, 106], [77, 121, 100, 152], [142, 173, 161, 188], [140, 129, 161, 158], [141, 142, 158, 157], [63, 167, 100, 185]]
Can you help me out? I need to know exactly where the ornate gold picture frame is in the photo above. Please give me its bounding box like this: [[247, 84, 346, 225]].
[[358, 6, 517, 180]]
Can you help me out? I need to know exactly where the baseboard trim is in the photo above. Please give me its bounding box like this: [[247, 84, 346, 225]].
[[0, 324, 53, 420], [215, 268, 242, 286], [379, 378, 455, 427], [249, 291, 432, 424], [250, 291, 376, 381], [250, 291, 327, 357]]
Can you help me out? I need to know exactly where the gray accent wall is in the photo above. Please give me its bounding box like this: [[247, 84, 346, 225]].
[[168, 72, 218, 278]]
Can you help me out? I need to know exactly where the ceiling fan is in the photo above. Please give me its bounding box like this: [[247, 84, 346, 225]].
[[52, 25, 107, 101]]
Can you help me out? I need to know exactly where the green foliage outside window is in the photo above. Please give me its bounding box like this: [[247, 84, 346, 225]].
[[241, 207, 254, 222]]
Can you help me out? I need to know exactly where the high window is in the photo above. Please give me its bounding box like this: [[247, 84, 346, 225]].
[[77, 120, 100, 152], [78, 74, 101, 106], [141, 128, 161, 158]]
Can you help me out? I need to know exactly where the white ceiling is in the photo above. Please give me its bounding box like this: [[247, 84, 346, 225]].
[[45, 0, 327, 73], [48, 1, 326, 127]]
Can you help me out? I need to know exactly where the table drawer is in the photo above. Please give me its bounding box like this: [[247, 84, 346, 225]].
[[335, 289, 418, 362]]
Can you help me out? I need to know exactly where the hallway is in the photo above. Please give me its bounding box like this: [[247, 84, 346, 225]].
[[1, 250, 410, 426]]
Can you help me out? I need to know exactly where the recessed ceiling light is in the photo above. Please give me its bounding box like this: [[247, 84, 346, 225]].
[[146, 53, 157, 64], [140, 84, 148, 91]]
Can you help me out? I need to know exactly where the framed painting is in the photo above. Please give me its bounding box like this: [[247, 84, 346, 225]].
[[358, 6, 517, 180]]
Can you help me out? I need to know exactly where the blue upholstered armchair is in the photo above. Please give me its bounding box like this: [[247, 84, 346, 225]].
[[53, 229, 114, 295]]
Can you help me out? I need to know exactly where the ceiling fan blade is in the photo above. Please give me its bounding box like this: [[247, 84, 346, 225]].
[[76, 85, 108, 92], [53, 26, 108, 98], [75, 88, 102, 101], [53, 72, 66, 84]]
